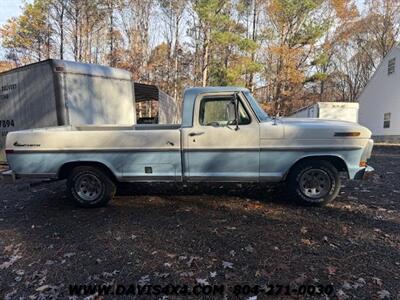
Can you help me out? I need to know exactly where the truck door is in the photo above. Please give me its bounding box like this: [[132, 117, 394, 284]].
[[182, 92, 260, 181]]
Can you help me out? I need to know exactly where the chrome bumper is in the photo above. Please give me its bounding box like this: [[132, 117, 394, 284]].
[[354, 165, 375, 180], [0, 170, 16, 183]]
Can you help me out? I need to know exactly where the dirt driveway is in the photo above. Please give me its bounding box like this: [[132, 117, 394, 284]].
[[0, 146, 399, 299]]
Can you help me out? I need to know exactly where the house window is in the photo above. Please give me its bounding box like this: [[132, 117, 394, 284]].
[[384, 113, 391, 128], [388, 58, 395, 75]]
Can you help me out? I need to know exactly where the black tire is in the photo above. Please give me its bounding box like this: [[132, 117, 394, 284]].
[[67, 166, 116, 208], [287, 160, 341, 206]]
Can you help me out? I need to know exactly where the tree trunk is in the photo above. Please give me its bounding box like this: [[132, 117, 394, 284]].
[[173, 15, 179, 100], [59, 5, 64, 60], [109, 1, 115, 66], [73, 7, 79, 61], [202, 27, 210, 87], [247, 0, 257, 91]]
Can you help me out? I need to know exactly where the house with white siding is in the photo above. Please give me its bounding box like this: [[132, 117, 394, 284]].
[[358, 47, 400, 142]]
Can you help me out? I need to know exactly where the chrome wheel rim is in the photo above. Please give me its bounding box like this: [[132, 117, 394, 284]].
[[74, 173, 103, 202], [299, 169, 331, 200]]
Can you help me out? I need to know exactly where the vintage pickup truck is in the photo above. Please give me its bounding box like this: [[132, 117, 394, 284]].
[[1, 87, 374, 207]]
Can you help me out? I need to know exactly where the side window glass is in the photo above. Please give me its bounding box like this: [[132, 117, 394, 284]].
[[199, 97, 251, 126]]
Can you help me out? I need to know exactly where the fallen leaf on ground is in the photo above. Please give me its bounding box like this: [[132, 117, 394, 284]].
[[245, 245, 254, 253], [138, 275, 150, 285], [342, 281, 352, 290], [36, 285, 52, 292], [327, 266, 337, 275], [63, 252, 75, 258], [353, 277, 366, 288], [187, 256, 200, 267], [222, 261, 233, 269], [196, 278, 209, 285], [372, 277, 383, 287], [377, 290, 390, 299], [180, 271, 194, 277], [301, 239, 313, 246], [337, 289, 349, 300]]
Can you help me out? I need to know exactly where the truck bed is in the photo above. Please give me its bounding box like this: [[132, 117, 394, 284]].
[[5, 125, 183, 181]]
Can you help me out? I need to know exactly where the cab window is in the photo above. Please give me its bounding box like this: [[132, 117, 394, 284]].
[[199, 97, 251, 126]]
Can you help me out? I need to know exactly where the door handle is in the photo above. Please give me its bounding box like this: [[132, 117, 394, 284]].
[[188, 132, 205, 137]]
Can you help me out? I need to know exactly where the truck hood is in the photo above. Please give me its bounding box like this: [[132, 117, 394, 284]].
[[280, 118, 372, 139]]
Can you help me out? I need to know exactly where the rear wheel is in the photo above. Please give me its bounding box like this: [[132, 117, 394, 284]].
[[67, 166, 116, 208], [287, 160, 340, 206]]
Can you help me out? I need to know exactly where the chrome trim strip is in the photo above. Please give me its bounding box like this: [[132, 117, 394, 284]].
[[185, 146, 361, 152], [9, 148, 181, 154], [9, 145, 361, 154], [184, 148, 259, 152], [260, 146, 362, 151]]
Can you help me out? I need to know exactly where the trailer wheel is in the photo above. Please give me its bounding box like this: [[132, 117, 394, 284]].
[[67, 166, 115, 208], [287, 160, 341, 206]]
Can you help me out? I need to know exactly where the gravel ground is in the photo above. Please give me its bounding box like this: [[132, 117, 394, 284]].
[[0, 146, 399, 299]]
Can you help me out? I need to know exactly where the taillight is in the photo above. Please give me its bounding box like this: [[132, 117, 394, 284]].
[[359, 161, 367, 167]]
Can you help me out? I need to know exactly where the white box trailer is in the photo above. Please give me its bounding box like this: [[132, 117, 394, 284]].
[[0, 60, 136, 162], [289, 102, 359, 123], [0, 59, 180, 163]]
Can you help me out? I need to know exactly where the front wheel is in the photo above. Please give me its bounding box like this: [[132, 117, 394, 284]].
[[287, 160, 341, 206], [67, 166, 116, 208]]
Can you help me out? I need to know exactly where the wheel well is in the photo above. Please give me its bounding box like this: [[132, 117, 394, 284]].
[[285, 156, 349, 179], [58, 161, 117, 182]]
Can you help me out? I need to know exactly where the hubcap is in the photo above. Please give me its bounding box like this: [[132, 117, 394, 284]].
[[74, 173, 103, 202], [299, 168, 332, 200]]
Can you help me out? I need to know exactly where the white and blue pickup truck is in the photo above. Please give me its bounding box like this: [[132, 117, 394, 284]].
[[1, 87, 374, 207]]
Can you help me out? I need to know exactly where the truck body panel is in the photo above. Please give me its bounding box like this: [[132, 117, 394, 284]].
[[4, 87, 374, 185]]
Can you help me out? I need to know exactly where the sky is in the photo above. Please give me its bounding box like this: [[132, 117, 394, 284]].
[[0, 0, 25, 58], [0, 0, 367, 28], [0, 0, 24, 27], [0, 0, 367, 58]]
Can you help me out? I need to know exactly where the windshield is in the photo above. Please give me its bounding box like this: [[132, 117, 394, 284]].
[[243, 91, 269, 122]]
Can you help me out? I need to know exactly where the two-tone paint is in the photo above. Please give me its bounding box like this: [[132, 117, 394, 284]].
[[4, 87, 373, 183]]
